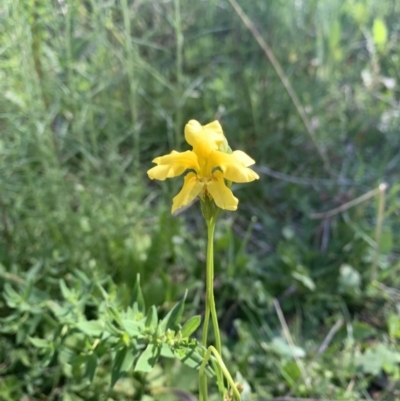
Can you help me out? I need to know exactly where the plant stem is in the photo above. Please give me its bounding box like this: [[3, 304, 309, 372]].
[[371, 183, 387, 281], [199, 346, 241, 401], [173, 0, 183, 150], [201, 300, 210, 347], [202, 218, 222, 355], [121, 0, 139, 168]]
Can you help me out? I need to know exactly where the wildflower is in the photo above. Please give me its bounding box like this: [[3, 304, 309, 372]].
[[147, 120, 259, 213]]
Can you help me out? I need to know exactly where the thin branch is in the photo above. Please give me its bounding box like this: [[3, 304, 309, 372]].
[[310, 183, 388, 219], [256, 165, 354, 186], [371, 183, 387, 281], [273, 299, 311, 390], [315, 319, 343, 355], [227, 0, 332, 175], [267, 398, 364, 401], [284, 319, 343, 398]]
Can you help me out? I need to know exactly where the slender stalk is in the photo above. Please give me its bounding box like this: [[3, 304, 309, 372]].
[[199, 346, 241, 401], [173, 0, 183, 150], [199, 367, 208, 401], [227, 0, 332, 175], [203, 218, 222, 355], [310, 184, 387, 219], [121, 0, 139, 168], [201, 301, 210, 347], [371, 183, 387, 281]]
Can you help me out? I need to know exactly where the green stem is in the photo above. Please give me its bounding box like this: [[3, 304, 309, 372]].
[[173, 0, 183, 150], [371, 183, 387, 281], [201, 302, 210, 347], [199, 346, 241, 401], [199, 367, 208, 401], [121, 0, 139, 168], [202, 218, 222, 355]]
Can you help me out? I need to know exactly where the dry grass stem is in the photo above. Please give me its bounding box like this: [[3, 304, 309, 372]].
[[228, 0, 332, 175], [310, 183, 388, 219], [273, 298, 311, 390], [371, 183, 387, 280]]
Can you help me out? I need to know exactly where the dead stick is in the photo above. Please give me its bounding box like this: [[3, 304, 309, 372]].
[[310, 183, 387, 219]]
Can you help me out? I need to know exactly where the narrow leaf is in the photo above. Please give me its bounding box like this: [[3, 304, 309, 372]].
[[145, 305, 158, 329], [181, 315, 201, 338], [130, 274, 145, 313], [373, 18, 388, 50], [121, 319, 142, 336], [59, 279, 72, 300], [4, 283, 20, 306], [85, 353, 98, 382], [174, 345, 214, 376], [76, 320, 105, 337], [29, 337, 50, 348], [111, 347, 135, 388], [159, 290, 187, 333]]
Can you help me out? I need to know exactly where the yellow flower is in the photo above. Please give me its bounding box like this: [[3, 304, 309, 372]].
[[147, 120, 259, 213]]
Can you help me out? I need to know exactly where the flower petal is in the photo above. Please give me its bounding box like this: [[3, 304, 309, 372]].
[[231, 150, 256, 167], [172, 172, 204, 213], [209, 151, 259, 183], [184, 120, 225, 158], [147, 150, 199, 181], [206, 171, 238, 211]]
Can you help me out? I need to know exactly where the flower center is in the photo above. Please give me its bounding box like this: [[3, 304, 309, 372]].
[[198, 175, 215, 185]]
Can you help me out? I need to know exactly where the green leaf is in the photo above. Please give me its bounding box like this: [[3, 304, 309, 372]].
[[111, 347, 136, 388], [145, 305, 158, 329], [352, 322, 376, 341], [59, 279, 72, 300], [159, 290, 187, 333], [121, 319, 143, 337], [388, 313, 400, 339], [281, 360, 301, 384], [85, 353, 98, 382], [134, 344, 161, 372], [380, 229, 393, 253], [181, 315, 201, 338], [160, 343, 175, 358], [373, 18, 388, 51], [107, 305, 123, 325], [3, 283, 21, 307], [28, 337, 51, 348], [172, 345, 214, 376], [97, 283, 109, 300], [351, 2, 368, 26], [292, 270, 316, 291], [76, 320, 105, 337], [356, 343, 400, 375], [268, 337, 305, 358], [130, 274, 145, 313], [339, 264, 361, 295], [70, 355, 87, 367]]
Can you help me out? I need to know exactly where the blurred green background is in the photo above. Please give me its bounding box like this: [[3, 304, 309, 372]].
[[1, 0, 400, 399]]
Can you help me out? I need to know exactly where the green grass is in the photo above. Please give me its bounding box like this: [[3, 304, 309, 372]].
[[1, 0, 400, 400]]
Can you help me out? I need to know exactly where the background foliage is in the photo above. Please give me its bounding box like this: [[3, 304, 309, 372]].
[[1, 0, 400, 400]]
